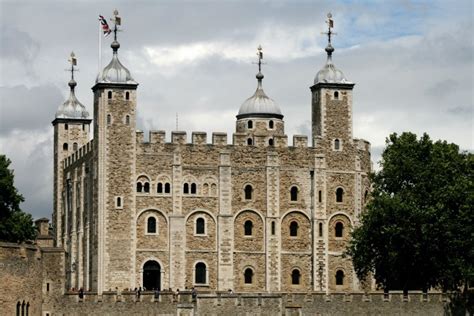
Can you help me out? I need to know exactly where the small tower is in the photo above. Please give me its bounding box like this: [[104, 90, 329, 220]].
[[236, 46, 284, 147], [91, 9, 138, 293], [311, 13, 354, 148], [52, 52, 91, 247]]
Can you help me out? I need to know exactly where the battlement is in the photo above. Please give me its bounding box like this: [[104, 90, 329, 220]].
[[64, 139, 94, 169]]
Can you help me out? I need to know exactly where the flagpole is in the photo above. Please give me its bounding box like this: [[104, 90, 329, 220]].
[[98, 18, 101, 73]]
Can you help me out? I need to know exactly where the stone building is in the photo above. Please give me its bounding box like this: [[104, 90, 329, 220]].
[[51, 15, 371, 295]]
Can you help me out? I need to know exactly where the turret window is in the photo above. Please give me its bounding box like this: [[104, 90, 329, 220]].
[[108, 91, 112, 99], [125, 115, 130, 125], [191, 183, 197, 194], [63, 143, 68, 151], [335, 222, 344, 238], [334, 91, 339, 99], [319, 222, 323, 237], [268, 138, 274, 146], [336, 187, 344, 202], [125, 91, 130, 100], [73, 142, 78, 151], [268, 120, 274, 129], [136, 176, 150, 194], [290, 186, 298, 201], [157, 183, 163, 193], [165, 183, 171, 194], [289, 221, 299, 237], [107, 114, 111, 125], [147, 217, 157, 234], [247, 120, 253, 129], [244, 184, 253, 200], [195, 217, 205, 235], [244, 268, 254, 284], [183, 183, 189, 194], [271, 221, 276, 235], [291, 269, 301, 285], [244, 220, 253, 236], [65, 123, 68, 130], [247, 138, 253, 146], [195, 262, 207, 284], [336, 270, 345, 285]]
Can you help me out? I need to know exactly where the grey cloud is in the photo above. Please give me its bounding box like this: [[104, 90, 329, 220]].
[[0, 26, 40, 64]]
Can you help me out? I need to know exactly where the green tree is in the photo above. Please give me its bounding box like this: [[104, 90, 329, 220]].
[[0, 154, 36, 242], [348, 133, 473, 295]]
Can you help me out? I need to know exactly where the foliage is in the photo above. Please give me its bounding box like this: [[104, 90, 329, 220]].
[[348, 132, 473, 294], [0, 154, 36, 242]]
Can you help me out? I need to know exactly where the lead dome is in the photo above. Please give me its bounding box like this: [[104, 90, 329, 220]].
[[55, 79, 90, 120], [96, 40, 136, 84]]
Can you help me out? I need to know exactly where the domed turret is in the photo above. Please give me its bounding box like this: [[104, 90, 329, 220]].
[[96, 40, 136, 84]]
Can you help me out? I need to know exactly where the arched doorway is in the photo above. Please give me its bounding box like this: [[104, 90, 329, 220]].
[[143, 260, 161, 291]]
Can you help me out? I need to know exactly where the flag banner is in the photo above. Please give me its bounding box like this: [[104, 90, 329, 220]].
[[99, 15, 112, 36], [329, 19, 334, 28]]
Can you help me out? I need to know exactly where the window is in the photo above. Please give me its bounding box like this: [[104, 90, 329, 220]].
[[82, 124, 85, 131], [183, 183, 189, 194], [65, 123, 68, 130], [334, 91, 339, 99], [247, 120, 253, 129], [318, 222, 323, 237], [16, 302, 20, 316], [336, 188, 344, 202], [271, 221, 275, 235], [244, 268, 253, 284], [291, 269, 301, 285], [63, 143, 68, 151], [165, 183, 171, 194], [336, 270, 344, 285], [318, 190, 322, 203], [46, 283, 50, 292], [334, 139, 340, 150], [269, 120, 274, 129], [290, 186, 298, 201], [247, 138, 253, 146], [195, 262, 206, 284], [268, 138, 274, 146], [125, 91, 130, 100], [137, 182, 143, 193], [147, 217, 156, 234], [335, 222, 344, 237], [125, 115, 130, 125], [191, 183, 197, 194], [108, 91, 112, 99], [116, 197, 122, 208], [143, 182, 150, 193], [289, 221, 298, 237], [244, 220, 253, 236], [107, 114, 111, 125], [73, 142, 78, 151], [157, 183, 163, 193], [244, 185, 253, 200], [196, 217, 205, 235]]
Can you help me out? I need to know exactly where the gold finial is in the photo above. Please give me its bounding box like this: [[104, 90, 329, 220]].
[[321, 13, 337, 56], [67, 51, 78, 80], [256, 45, 263, 73]]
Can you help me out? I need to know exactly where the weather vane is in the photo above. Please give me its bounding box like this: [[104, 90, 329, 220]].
[[111, 9, 122, 41], [322, 12, 336, 45], [253, 45, 266, 73], [67, 51, 78, 80]]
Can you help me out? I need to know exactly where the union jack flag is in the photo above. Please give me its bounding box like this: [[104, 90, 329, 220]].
[[99, 15, 112, 36]]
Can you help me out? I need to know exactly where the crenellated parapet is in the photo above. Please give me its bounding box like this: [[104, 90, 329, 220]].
[[63, 139, 94, 169]]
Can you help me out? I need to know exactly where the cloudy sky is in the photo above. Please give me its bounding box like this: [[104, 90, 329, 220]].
[[0, 0, 472, 220]]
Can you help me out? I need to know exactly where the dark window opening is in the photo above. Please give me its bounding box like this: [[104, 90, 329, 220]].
[[271, 221, 276, 235], [335, 222, 344, 237], [144, 182, 150, 193], [334, 91, 339, 99], [244, 268, 253, 284], [165, 183, 171, 194], [136, 182, 143, 193], [336, 188, 344, 202], [125, 91, 130, 100], [318, 190, 322, 203], [107, 114, 111, 125], [108, 91, 112, 99], [319, 223, 323, 237], [63, 143, 68, 151], [125, 115, 130, 125], [269, 120, 274, 129], [291, 269, 301, 285], [247, 138, 253, 146], [147, 217, 156, 234], [247, 120, 253, 129], [290, 186, 298, 201], [290, 221, 298, 237], [183, 183, 189, 194], [65, 123, 68, 130], [116, 197, 121, 207], [157, 183, 163, 193], [21, 301, 25, 316], [191, 183, 197, 194], [336, 270, 344, 285], [196, 217, 205, 234], [73, 142, 78, 151], [334, 139, 340, 150], [195, 262, 206, 284], [244, 185, 253, 200], [46, 283, 50, 292], [268, 138, 274, 146], [244, 220, 253, 236], [82, 124, 85, 131], [16, 302, 20, 316]]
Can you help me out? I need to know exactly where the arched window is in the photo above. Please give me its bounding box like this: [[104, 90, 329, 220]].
[[21, 301, 25, 316], [269, 120, 274, 129], [64, 123, 68, 130], [125, 115, 130, 125], [247, 138, 253, 146], [108, 91, 112, 99], [244, 220, 253, 236], [334, 91, 339, 99], [191, 183, 197, 194], [125, 91, 130, 100], [137, 182, 143, 193], [244, 268, 253, 284], [203, 183, 209, 195], [157, 183, 163, 193], [334, 139, 340, 150], [336, 187, 344, 202], [73, 142, 78, 151], [291, 269, 301, 285], [247, 120, 253, 129], [336, 270, 344, 285], [318, 222, 323, 237], [289, 221, 298, 237], [195, 262, 206, 284], [244, 185, 253, 200], [268, 138, 274, 146], [183, 183, 189, 194], [16, 301, 20, 316], [147, 217, 156, 234], [26, 302, 29, 315], [290, 186, 298, 201], [335, 222, 344, 237], [271, 221, 276, 235], [107, 114, 111, 125], [165, 183, 171, 194], [63, 143, 68, 151], [196, 217, 205, 235], [144, 182, 150, 193]]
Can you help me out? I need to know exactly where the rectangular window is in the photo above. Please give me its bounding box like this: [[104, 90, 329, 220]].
[[46, 283, 50, 292], [318, 190, 322, 203]]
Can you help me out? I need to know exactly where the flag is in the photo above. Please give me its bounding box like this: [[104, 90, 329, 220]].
[[328, 18, 334, 28], [99, 15, 112, 36]]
